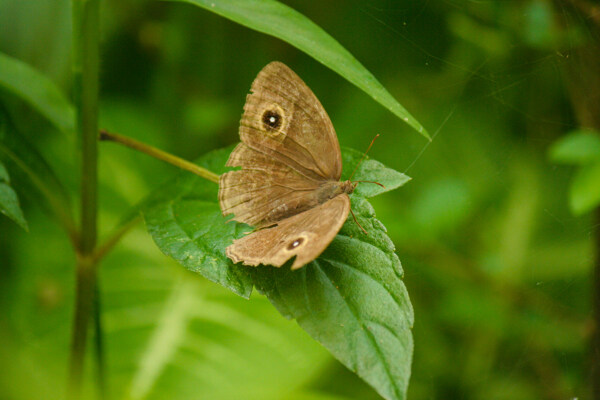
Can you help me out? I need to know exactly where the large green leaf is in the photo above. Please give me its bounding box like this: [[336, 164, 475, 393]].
[[0, 52, 74, 134], [142, 144, 413, 399], [0, 160, 27, 230], [0, 108, 74, 235], [169, 0, 429, 139], [251, 195, 414, 400]]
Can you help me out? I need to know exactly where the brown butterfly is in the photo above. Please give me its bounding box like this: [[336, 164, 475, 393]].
[[219, 62, 357, 270]]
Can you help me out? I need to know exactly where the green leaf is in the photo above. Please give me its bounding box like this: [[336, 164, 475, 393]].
[[341, 147, 411, 198], [143, 145, 254, 298], [169, 0, 429, 139], [549, 130, 600, 165], [569, 160, 600, 215], [0, 160, 28, 230], [142, 144, 413, 399], [0, 107, 75, 235], [252, 196, 414, 400], [0, 52, 74, 134]]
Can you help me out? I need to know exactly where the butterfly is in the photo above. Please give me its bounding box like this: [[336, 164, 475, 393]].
[[219, 62, 357, 270]]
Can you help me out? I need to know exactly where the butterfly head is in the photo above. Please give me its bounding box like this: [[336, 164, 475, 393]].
[[340, 180, 357, 194]]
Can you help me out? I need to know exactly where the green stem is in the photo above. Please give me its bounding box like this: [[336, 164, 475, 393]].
[[75, 2, 99, 254], [68, 0, 101, 398], [93, 281, 107, 399], [69, 256, 98, 397], [99, 130, 220, 183], [92, 216, 141, 263]]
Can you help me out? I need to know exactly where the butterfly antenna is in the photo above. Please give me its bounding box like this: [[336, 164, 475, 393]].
[[349, 134, 380, 181], [353, 180, 386, 189], [350, 208, 368, 235]]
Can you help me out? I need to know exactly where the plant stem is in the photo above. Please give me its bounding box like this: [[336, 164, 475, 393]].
[[92, 216, 141, 263], [93, 281, 107, 399], [74, 2, 99, 255], [69, 0, 101, 398], [99, 130, 220, 183], [69, 255, 97, 397]]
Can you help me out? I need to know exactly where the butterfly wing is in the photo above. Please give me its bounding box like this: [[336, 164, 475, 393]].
[[220, 62, 343, 227], [239, 61, 342, 181], [226, 194, 350, 270]]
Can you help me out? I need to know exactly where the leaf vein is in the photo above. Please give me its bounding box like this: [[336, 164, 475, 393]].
[[321, 257, 407, 321]]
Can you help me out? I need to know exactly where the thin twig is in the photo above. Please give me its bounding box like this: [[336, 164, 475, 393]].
[[92, 216, 142, 263], [99, 130, 220, 184]]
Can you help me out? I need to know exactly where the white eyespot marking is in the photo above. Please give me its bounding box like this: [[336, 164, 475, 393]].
[[259, 104, 287, 141], [262, 109, 282, 130], [287, 237, 305, 250]]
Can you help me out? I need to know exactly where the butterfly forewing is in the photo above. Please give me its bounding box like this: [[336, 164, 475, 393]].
[[220, 62, 343, 227], [239, 62, 342, 180]]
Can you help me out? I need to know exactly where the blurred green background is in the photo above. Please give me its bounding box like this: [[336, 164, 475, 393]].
[[0, 0, 597, 399]]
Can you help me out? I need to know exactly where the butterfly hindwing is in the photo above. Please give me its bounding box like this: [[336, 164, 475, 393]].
[[226, 194, 351, 270]]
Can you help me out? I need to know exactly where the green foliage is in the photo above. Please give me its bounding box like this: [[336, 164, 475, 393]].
[[0, 160, 27, 230], [0, 0, 597, 399], [0, 216, 336, 400], [143, 146, 254, 298], [252, 195, 413, 400], [549, 129, 600, 214], [0, 108, 74, 233], [570, 162, 600, 215], [341, 149, 411, 198], [549, 130, 600, 165], [119, 274, 333, 400], [170, 0, 429, 139], [0, 52, 74, 134], [142, 145, 413, 400]]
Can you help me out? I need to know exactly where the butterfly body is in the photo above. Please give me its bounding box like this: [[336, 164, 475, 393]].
[[219, 62, 353, 270], [261, 179, 354, 226]]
